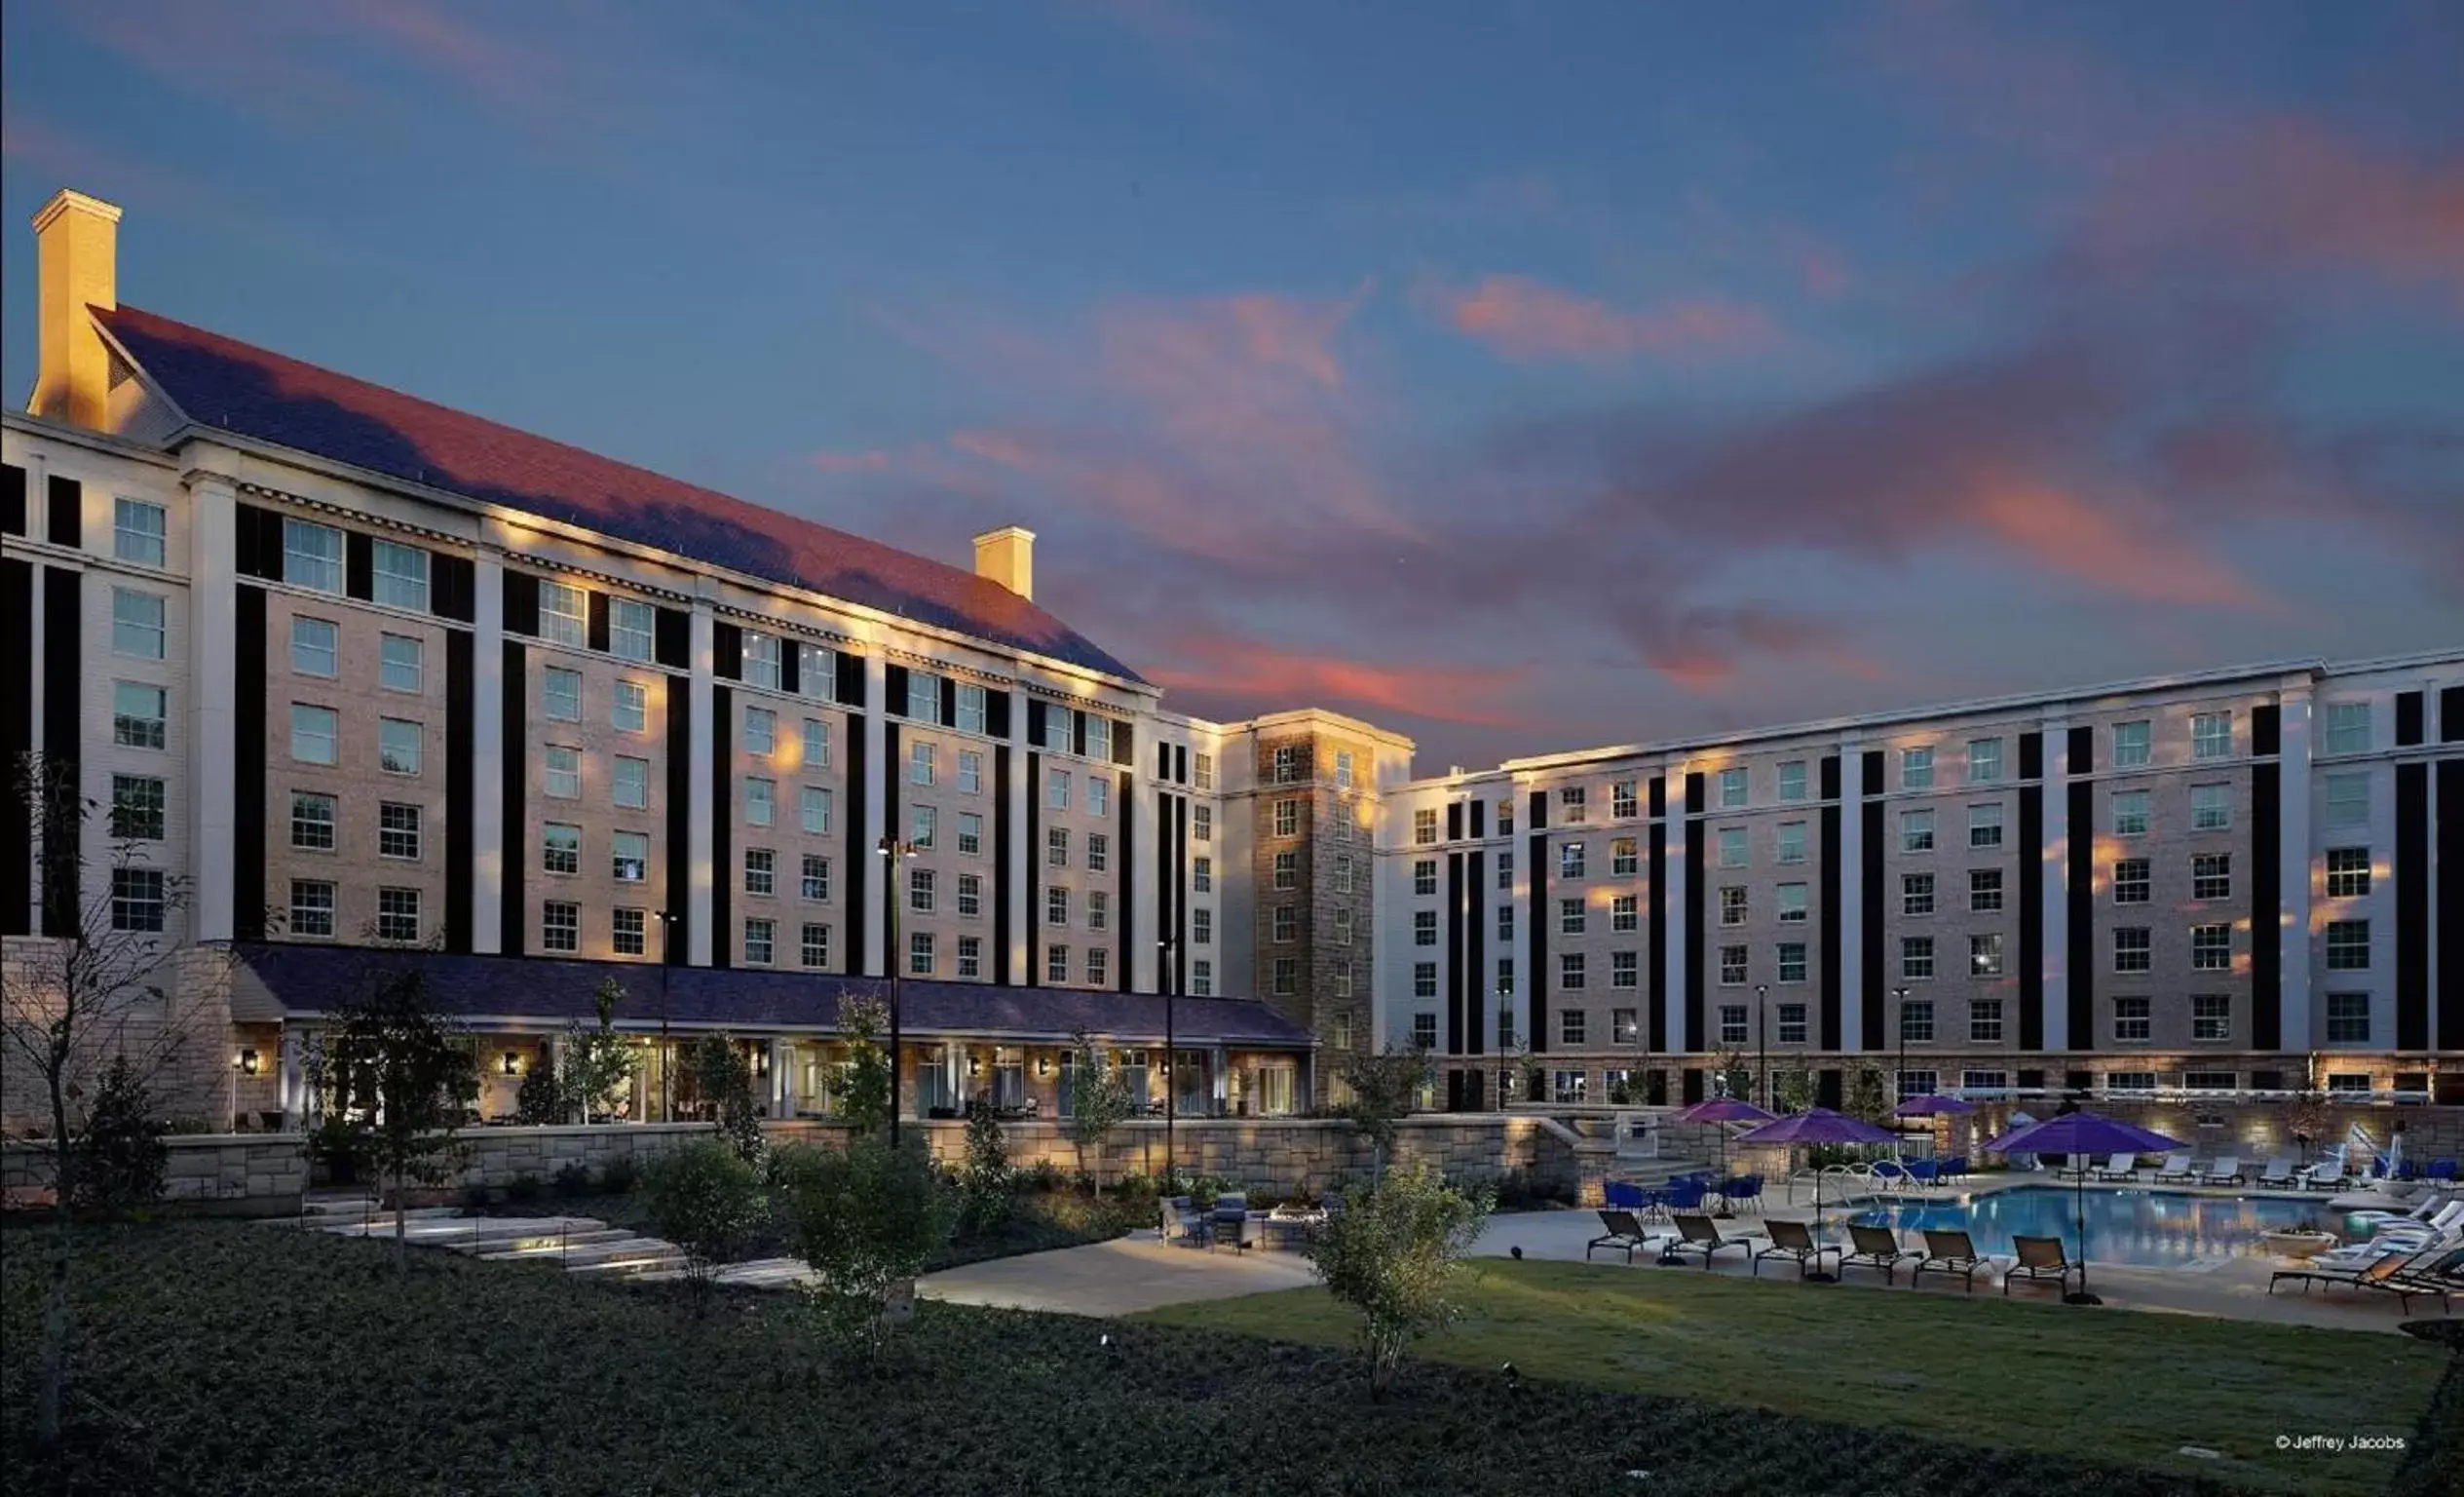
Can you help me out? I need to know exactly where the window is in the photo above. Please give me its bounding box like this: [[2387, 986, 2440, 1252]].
[[942, 681, 981, 736], [1611, 836, 1639, 875], [1272, 958, 1298, 995], [2325, 920, 2369, 970], [2326, 992, 2370, 1045], [745, 848, 777, 897], [290, 881, 334, 938], [378, 633, 424, 694], [1721, 1006, 1750, 1046], [2105, 1068, 2157, 1093], [1970, 933, 2004, 977], [1612, 780, 1638, 818], [907, 740, 932, 787], [113, 683, 168, 749], [1970, 1000, 2004, 1044], [744, 918, 776, 966], [2113, 927, 2151, 972], [1720, 885, 1748, 926], [1778, 941, 1808, 982], [543, 823, 581, 875], [1413, 963, 1438, 999], [1967, 738, 2003, 784], [1559, 786, 1588, 823], [1408, 858, 1435, 897], [1045, 708, 1073, 753], [1560, 899, 1585, 935], [2113, 997, 2151, 1043], [1413, 1013, 1438, 1049], [1273, 745, 1305, 784], [906, 671, 938, 723], [800, 787, 831, 835], [1196, 857, 1215, 894], [109, 775, 165, 840], [2325, 847, 2370, 898], [794, 645, 837, 702], [613, 756, 648, 810], [377, 718, 422, 776], [2111, 858, 2150, 903], [1497, 961, 1516, 1001], [2324, 773, 2369, 828], [1497, 903, 1515, 942], [1559, 952, 1586, 990], [614, 680, 648, 733], [1272, 799, 1301, 837], [803, 856, 831, 901], [741, 706, 777, 757], [2192, 994, 2231, 1041], [908, 868, 934, 912], [1561, 841, 1587, 878], [608, 598, 654, 662], [1968, 867, 2003, 912], [290, 705, 338, 764], [1612, 952, 1640, 989], [2191, 711, 2231, 760], [376, 887, 420, 942], [542, 667, 582, 722], [2192, 853, 2231, 901], [1968, 803, 2002, 848], [111, 588, 166, 659], [1776, 883, 1807, 924], [1778, 1005, 1808, 1044], [1280, 852, 1305, 891], [1047, 887, 1070, 926], [534, 581, 585, 648], [370, 541, 428, 610], [1720, 945, 1748, 984], [1899, 1001, 1934, 1043], [946, 747, 978, 796], [1048, 945, 1071, 984], [803, 924, 832, 969], [743, 778, 775, 827], [1718, 766, 1747, 809], [1047, 770, 1071, 811], [1194, 752, 1214, 790], [1087, 890, 1109, 931], [1777, 760, 1807, 802], [1497, 799, 1513, 835], [1611, 894, 1638, 932], [1561, 1010, 1586, 1046], [741, 633, 780, 691], [956, 812, 983, 857], [378, 802, 421, 861], [1775, 821, 1806, 864], [2324, 701, 2370, 754], [611, 831, 647, 883], [111, 498, 167, 566], [541, 902, 580, 952], [2111, 789, 2149, 835], [109, 868, 166, 933], [291, 616, 339, 676], [911, 804, 936, 849], [1194, 805, 1211, 842], [1901, 746, 1934, 789], [2113, 719, 2150, 767], [955, 935, 980, 979], [1900, 810, 1934, 853], [1903, 873, 1935, 916], [1717, 827, 1747, 868], [1901, 936, 1935, 979], [1194, 908, 1212, 944], [521, 744, 573, 802], [1497, 851, 1513, 890], [290, 792, 336, 850], [2326, 1073, 2370, 1095], [284, 518, 343, 592], [1193, 959, 1214, 997], [1413, 910, 1436, 945], [2189, 783, 2231, 830], [1046, 826, 1070, 868], [1335, 749, 1355, 788]]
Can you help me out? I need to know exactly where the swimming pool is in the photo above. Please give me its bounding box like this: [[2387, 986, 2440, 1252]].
[[1846, 1187, 2336, 1268]]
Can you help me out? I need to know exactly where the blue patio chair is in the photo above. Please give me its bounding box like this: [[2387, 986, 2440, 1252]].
[[1872, 1160, 1915, 1192], [1605, 1180, 1647, 1210], [1662, 1177, 1709, 1213], [1908, 1159, 1940, 1184], [2428, 1159, 2459, 1182], [1726, 1174, 1764, 1213], [1943, 1157, 1969, 1180]]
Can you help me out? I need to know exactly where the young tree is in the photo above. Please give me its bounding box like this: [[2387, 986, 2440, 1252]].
[[1335, 1044, 1432, 1178], [1772, 1068, 1818, 1115], [1062, 1030, 1132, 1193], [512, 1043, 564, 1125], [73, 1055, 168, 1216], [1713, 1049, 1755, 1104], [1307, 1164, 1495, 1401], [783, 1134, 951, 1367], [690, 1032, 764, 1163], [637, 1135, 769, 1315], [325, 968, 480, 1274], [834, 992, 893, 1136], [957, 1094, 1012, 1235], [3, 751, 226, 1448], [561, 977, 640, 1125], [1845, 1060, 1893, 1126]]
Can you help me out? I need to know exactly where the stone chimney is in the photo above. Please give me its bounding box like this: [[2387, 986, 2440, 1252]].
[[29, 189, 122, 430], [972, 525, 1035, 601]]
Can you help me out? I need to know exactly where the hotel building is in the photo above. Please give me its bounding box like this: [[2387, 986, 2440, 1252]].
[[5, 190, 2459, 1133]]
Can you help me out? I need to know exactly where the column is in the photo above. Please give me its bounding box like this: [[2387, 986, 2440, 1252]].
[[1211, 1044, 1230, 1114], [472, 546, 506, 952], [1838, 735, 1865, 1054], [2276, 679, 2315, 1052], [1005, 697, 1031, 984], [186, 471, 238, 941], [279, 1028, 304, 1131], [1133, 768, 1161, 992], [2041, 715, 2070, 1052], [686, 598, 715, 965], [770, 1037, 794, 1119], [861, 655, 889, 976]]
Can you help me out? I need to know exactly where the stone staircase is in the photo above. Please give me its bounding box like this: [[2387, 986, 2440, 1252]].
[[261, 1192, 812, 1287]]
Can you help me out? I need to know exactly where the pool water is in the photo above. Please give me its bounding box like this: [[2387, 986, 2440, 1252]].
[[1846, 1186, 2336, 1268]]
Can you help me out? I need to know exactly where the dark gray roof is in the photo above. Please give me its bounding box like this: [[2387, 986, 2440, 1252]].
[[231, 943, 1313, 1049]]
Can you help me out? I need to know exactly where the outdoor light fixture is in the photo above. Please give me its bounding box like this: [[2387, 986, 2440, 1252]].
[[236, 1049, 261, 1076], [502, 1052, 521, 1077], [1038, 1055, 1052, 1078], [967, 1056, 982, 1077]]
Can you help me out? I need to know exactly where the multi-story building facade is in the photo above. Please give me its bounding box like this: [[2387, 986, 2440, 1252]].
[[6, 189, 2460, 1134]]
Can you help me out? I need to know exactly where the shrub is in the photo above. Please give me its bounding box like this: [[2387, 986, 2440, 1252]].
[[551, 1162, 593, 1198], [957, 1100, 1011, 1236], [457, 1182, 494, 1211], [1307, 1164, 1494, 1400], [786, 1134, 951, 1366], [72, 1056, 168, 1217], [505, 1172, 544, 1205], [512, 1049, 564, 1125], [690, 1035, 764, 1164], [638, 1137, 770, 1313], [833, 995, 894, 1136], [1020, 1161, 1066, 1193], [598, 1154, 641, 1196]]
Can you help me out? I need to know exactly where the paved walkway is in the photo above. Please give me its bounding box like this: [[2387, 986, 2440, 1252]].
[[919, 1234, 1318, 1316]]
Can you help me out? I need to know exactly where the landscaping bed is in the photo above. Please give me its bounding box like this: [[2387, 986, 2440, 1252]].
[[2, 1221, 2302, 1496]]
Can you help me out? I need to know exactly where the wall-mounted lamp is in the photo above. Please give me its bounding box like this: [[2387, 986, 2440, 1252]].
[[967, 1056, 982, 1077], [502, 1052, 523, 1077], [753, 1050, 771, 1078], [1037, 1055, 1052, 1078], [234, 1049, 261, 1076]]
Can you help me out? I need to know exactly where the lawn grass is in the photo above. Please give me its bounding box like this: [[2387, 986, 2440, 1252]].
[[0, 1221, 2322, 1496], [1139, 1257, 2452, 1496]]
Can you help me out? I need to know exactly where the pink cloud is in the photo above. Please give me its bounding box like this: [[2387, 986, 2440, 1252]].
[[1146, 633, 1529, 729], [1440, 275, 1776, 363]]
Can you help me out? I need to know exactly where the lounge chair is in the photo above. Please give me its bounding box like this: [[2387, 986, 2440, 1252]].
[[1587, 1209, 1660, 1264], [1913, 1228, 1992, 1291], [1871, 1160, 1916, 1193], [2092, 1152, 2139, 1182], [1752, 1219, 1840, 1279], [2256, 1157, 2296, 1187], [2202, 1156, 2244, 1186], [1210, 1193, 1260, 1252], [1667, 1212, 1759, 1269], [2298, 1146, 2348, 1191], [2003, 1235, 2084, 1297], [2270, 1243, 2454, 1315], [2153, 1153, 2195, 1184], [2055, 1156, 2099, 1182], [1841, 1223, 1919, 1285]]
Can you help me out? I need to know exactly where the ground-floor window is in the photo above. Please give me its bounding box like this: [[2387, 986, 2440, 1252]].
[[1553, 1069, 1587, 1104], [1896, 1069, 1938, 1102], [1254, 1064, 1297, 1116]]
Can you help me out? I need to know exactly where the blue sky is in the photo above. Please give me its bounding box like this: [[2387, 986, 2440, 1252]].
[[5, 0, 2458, 766]]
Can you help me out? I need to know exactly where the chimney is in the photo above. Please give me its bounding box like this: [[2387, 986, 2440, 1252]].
[[30, 189, 123, 430], [972, 525, 1035, 601]]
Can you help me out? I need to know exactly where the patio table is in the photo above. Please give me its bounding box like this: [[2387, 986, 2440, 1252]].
[[1262, 1209, 1328, 1249]]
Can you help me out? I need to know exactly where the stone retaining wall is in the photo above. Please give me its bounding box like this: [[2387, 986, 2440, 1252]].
[[2, 1134, 309, 1216]]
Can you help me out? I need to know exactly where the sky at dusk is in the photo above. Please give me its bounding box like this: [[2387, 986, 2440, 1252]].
[[4, 0, 2459, 770]]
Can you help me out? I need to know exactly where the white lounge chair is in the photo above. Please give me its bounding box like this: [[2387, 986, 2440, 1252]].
[[2153, 1153, 2195, 1184], [2298, 1146, 2348, 1191], [2093, 1152, 2139, 1182], [2310, 1229, 2459, 1274], [2202, 1156, 2244, 1186], [2256, 1157, 2296, 1187]]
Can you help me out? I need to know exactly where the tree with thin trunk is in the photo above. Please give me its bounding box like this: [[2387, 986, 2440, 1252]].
[[561, 977, 639, 1125], [1063, 1029, 1132, 1193], [1335, 1043, 1432, 1179], [834, 992, 893, 1136], [324, 966, 478, 1274], [3, 751, 226, 1449]]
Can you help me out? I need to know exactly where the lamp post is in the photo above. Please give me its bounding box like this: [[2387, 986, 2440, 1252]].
[[1159, 936, 1179, 1189], [656, 910, 679, 1123], [1756, 983, 1769, 1110], [879, 837, 919, 1149]]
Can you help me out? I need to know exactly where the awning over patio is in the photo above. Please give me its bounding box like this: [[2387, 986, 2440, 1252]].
[[225, 943, 1316, 1051]]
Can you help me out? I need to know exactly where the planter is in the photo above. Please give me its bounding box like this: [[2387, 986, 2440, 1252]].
[[2260, 1229, 2338, 1258]]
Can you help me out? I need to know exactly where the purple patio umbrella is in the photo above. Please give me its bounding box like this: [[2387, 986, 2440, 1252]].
[[1675, 1097, 1776, 1197], [1733, 1107, 1901, 1282], [1893, 1094, 1976, 1118], [1985, 1111, 2183, 1305]]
